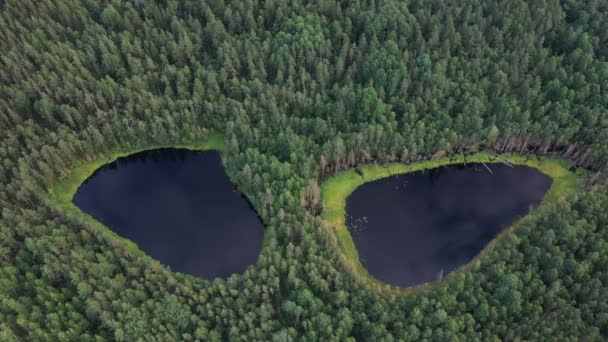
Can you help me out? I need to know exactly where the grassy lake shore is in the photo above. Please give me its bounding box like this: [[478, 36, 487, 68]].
[[320, 152, 587, 295], [50, 132, 226, 205], [46, 133, 228, 262]]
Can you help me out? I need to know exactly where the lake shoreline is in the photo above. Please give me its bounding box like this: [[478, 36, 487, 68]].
[[71, 148, 264, 279], [45, 133, 273, 277], [49, 132, 226, 205], [45, 133, 226, 265], [321, 152, 587, 295]]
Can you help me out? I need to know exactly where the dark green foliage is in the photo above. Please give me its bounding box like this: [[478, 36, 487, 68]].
[[0, 0, 607, 340]]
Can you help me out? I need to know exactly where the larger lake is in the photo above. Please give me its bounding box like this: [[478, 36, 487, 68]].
[[73, 149, 265, 279], [346, 164, 552, 288]]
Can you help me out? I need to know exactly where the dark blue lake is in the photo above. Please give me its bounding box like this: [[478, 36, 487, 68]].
[[73, 149, 264, 279], [346, 163, 552, 288]]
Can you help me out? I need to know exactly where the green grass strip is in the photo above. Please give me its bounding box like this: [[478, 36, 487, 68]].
[[47, 132, 226, 258], [321, 152, 587, 294]]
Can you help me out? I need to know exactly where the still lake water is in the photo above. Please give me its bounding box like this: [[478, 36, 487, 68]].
[[346, 164, 552, 288], [73, 149, 264, 279]]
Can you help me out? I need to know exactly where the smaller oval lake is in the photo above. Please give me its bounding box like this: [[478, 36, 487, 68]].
[[346, 164, 552, 288], [73, 149, 265, 279]]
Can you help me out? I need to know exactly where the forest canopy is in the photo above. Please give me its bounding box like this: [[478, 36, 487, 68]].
[[0, 0, 607, 340]]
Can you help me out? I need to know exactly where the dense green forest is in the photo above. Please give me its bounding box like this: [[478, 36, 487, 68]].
[[0, 0, 607, 340]]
